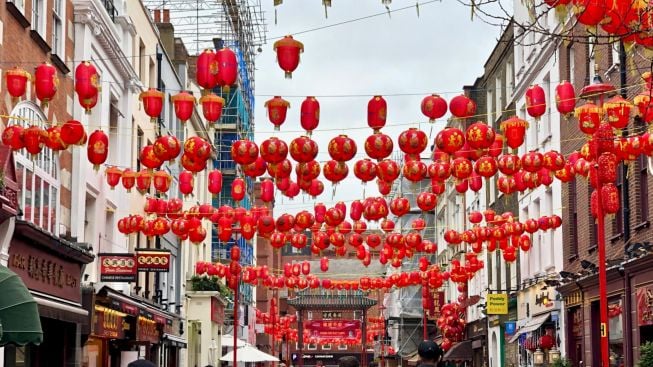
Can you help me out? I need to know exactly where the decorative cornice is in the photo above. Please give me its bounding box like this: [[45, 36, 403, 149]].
[[72, 0, 138, 83]]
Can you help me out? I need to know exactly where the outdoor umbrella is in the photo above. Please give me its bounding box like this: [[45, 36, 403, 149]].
[[220, 344, 280, 362], [0, 265, 43, 346], [221, 334, 249, 348]]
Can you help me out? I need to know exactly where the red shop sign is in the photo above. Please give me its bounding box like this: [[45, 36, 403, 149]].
[[304, 320, 361, 340], [94, 306, 126, 339], [135, 249, 170, 272], [211, 297, 225, 324], [137, 316, 160, 344], [99, 253, 136, 282], [636, 287, 653, 326]]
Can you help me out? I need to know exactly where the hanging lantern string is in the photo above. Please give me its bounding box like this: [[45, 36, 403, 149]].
[[4, 77, 651, 136]]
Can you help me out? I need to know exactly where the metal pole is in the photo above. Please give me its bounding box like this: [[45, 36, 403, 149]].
[[298, 309, 304, 367], [234, 277, 240, 367], [594, 163, 610, 367], [362, 308, 368, 367], [272, 289, 277, 367]]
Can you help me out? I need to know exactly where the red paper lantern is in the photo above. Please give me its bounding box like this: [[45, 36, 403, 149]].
[[75, 61, 99, 109], [200, 93, 224, 124], [421, 94, 448, 122], [466, 122, 496, 150], [289, 136, 319, 163], [449, 94, 476, 118], [300, 96, 320, 134], [398, 128, 428, 155], [196, 49, 218, 90], [261, 179, 274, 203], [500, 116, 528, 149], [469, 172, 483, 192], [265, 96, 290, 130], [526, 84, 547, 119], [555, 80, 576, 115], [521, 151, 544, 173], [139, 88, 165, 123], [602, 183, 620, 214], [87, 130, 108, 169], [179, 170, 194, 196], [60, 120, 86, 146], [153, 170, 172, 193], [181, 153, 207, 173], [136, 169, 152, 193], [604, 95, 632, 130], [273, 35, 304, 78], [497, 154, 522, 176], [231, 178, 246, 202], [320, 257, 329, 272], [474, 156, 498, 178], [34, 62, 58, 106], [377, 159, 400, 182], [435, 127, 465, 154], [543, 150, 566, 171], [23, 125, 46, 156], [377, 179, 391, 195], [354, 159, 378, 183], [231, 139, 259, 166], [295, 160, 321, 182], [573, 0, 607, 26], [215, 47, 238, 90], [488, 134, 504, 157], [417, 192, 437, 211], [2, 125, 24, 151], [402, 159, 427, 182], [140, 145, 163, 170], [328, 134, 357, 162], [105, 166, 122, 189], [634, 90, 653, 123], [121, 169, 136, 192], [207, 169, 223, 195], [308, 179, 324, 197], [451, 157, 473, 180], [364, 132, 394, 160], [367, 96, 387, 131], [323, 160, 349, 184], [575, 103, 602, 135], [5, 67, 30, 99], [171, 91, 196, 123], [153, 135, 181, 162]]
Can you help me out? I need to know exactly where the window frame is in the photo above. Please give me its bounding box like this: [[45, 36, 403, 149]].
[[51, 0, 64, 56], [11, 101, 60, 235], [31, 0, 46, 36]]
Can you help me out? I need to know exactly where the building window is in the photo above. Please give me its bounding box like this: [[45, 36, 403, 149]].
[[567, 44, 575, 85], [136, 127, 144, 171], [322, 344, 331, 350], [639, 154, 649, 223], [11, 102, 59, 234], [338, 344, 347, 351], [32, 0, 45, 35], [568, 177, 579, 256], [52, 0, 63, 55], [307, 343, 317, 351]]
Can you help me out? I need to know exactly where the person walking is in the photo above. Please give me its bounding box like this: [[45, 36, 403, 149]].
[[416, 340, 444, 367], [338, 356, 360, 367]]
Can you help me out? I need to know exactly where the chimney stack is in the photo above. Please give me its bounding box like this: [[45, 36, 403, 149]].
[[154, 9, 161, 23], [163, 9, 170, 23]]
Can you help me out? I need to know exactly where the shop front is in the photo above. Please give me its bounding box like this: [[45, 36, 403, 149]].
[[84, 286, 185, 367], [467, 319, 486, 367], [3, 220, 94, 367]]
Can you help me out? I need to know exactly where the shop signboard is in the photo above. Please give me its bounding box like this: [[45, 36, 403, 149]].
[[135, 249, 171, 272], [305, 320, 361, 340], [137, 315, 160, 344], [487, 294, 508, 315], [7, 237, 83, 302], [98, 253, 136, 282], [94, 306, 126, 339]]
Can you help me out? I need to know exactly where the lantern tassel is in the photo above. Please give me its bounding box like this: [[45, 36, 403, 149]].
[[275, 8, 278, 25], [285, 71, 292, 79], [416, 2, 420, 17]]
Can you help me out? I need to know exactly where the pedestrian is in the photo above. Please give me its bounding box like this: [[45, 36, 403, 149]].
[[338, 356, 359, 367], [416, 340, 444, 367], [127, 360, 156, 367]]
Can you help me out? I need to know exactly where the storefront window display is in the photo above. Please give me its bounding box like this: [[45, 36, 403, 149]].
[[608, 298, 624, 367]]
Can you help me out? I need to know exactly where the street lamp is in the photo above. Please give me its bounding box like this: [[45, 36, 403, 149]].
[[533, 348, 545, 366], [579, 68, 616, 367], [548, 346, 561, 364]]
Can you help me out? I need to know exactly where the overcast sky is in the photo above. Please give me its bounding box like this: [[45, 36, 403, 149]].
[[253, 0, 505, 217]]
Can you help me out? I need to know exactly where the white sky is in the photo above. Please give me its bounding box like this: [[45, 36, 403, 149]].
[[253, 0, 505, 216]]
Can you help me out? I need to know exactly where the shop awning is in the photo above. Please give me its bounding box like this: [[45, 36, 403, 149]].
[[163, 333, 187, 348], [508, 313, 550, 343], [0, 265, 43, 346], [442, 340, 472, 362]]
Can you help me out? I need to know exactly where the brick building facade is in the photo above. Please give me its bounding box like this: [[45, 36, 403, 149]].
[[557, 26, 653, 367]]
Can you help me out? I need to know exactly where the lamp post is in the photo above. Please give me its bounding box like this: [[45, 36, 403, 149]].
[[579, 71, 616, 367]]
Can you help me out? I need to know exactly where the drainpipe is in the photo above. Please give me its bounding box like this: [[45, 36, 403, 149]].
[[619, 40, 631, 243], [154, 48, 163, 304]]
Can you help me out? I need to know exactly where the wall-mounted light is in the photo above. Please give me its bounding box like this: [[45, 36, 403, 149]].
[[533, 348, 545, 366], [548, 346, 561, 364]]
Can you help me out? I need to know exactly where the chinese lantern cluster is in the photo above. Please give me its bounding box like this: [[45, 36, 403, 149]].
[[542, 1, 653, 49], [195, 47, 238, 92], [437, 302, 466, 352]]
